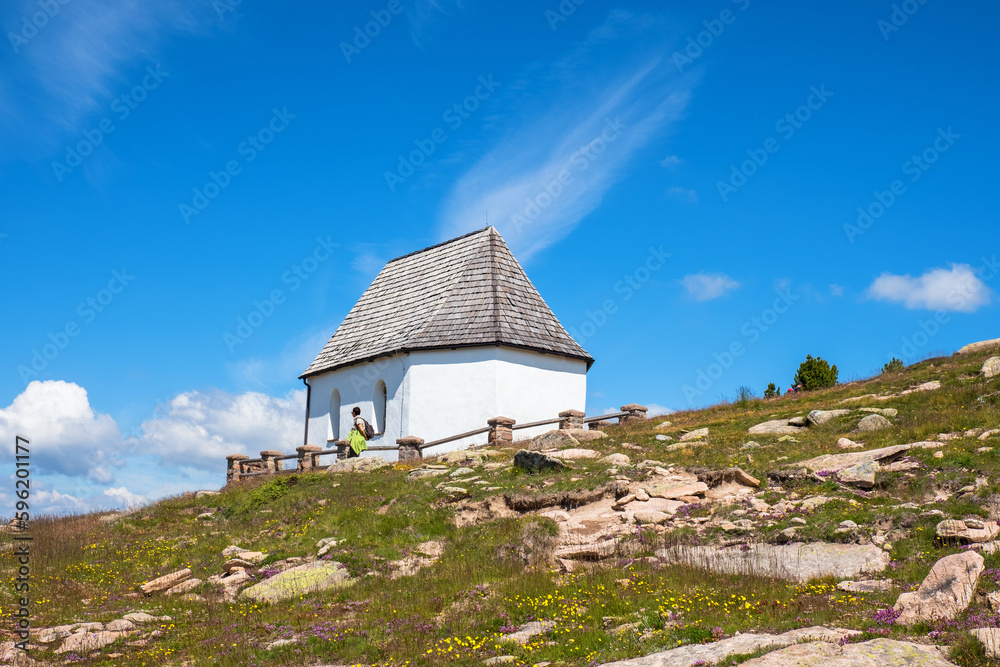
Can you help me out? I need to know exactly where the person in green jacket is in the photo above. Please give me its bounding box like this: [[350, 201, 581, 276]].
[[347, 406, 368, 457]]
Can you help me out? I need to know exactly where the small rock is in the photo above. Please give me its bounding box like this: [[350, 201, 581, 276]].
[[221, 545, 245, 557], [500, 620, 556, 645], [635, 489, 650, 502], [933, 451, 944, 458], [741, 441, 762, 450], [105, 620, 134, 632], [790, 517, 807, 525], [855, 414, 892, 432], [513, 450, 566, 473], [547, 448, 599, 460], [839, 520, 859, 530], [680, 428, 708, 442], [837, 437, 864, 449], [838, 461, 876, 489], [972, 628, 1000, 659], [807, 409, 852, 426], [223, 559, 255, 574], [140, 569, 191, 594], [982, 356, 1000, 379], [165, 578, 202, 595], [655, 434, 669, 441], [776, 527, 797, 542], [600, 453, 630, 466], [449, 467, 475, 478]]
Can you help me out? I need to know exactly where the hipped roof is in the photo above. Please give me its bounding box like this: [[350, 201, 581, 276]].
[[301, 226, 593, 377]]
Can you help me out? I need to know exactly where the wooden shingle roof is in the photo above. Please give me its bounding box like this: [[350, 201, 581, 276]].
[[301, 227, 593, 377]]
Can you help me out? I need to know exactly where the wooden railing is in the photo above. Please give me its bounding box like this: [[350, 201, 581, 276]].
[[225, 404, 649, 484]]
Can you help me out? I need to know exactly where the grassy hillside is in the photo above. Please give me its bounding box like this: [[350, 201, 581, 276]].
[[3, 345, 1000, 666]]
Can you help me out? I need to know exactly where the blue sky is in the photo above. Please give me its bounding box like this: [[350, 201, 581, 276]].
[[1, 0, 997, 513]]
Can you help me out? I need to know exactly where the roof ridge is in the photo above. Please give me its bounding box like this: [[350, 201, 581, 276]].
[[402, 232, 489, 345], [385, 226, 493, 265]]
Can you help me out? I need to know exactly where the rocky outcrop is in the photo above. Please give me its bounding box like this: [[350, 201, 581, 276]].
[[657, 542, 891, 583], [893, 551, 984, 624], [599, 626, 859, 666], [784, 444, 910, 474], [936, 518, 1000, 543], [983, 356, 1000, 378], [239, 560, 352, 603], [958, 338, 1000, 355], [736, 638, 957, 666]]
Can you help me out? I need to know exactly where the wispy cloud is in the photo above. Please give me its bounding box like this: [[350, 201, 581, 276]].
[[866, 264, 991, 313], [439, 11, 695, 259], [681, 272, 740, 301], [0, 0, 211, 152], [659, 154, 682, 168]]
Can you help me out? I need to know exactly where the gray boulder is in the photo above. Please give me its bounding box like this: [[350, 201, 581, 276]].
[[806, 409, 851, 426], [657, 542, 890, 583], [749, 419, 804, 436], [984, 356, 1000, 378], [893, 551, 984, 624], [855, 414, 892, 432], [529, 430, 579, 451], [239, 560, 352, 603], [838, 460, 876, 489], [513, 450, 566, 473]]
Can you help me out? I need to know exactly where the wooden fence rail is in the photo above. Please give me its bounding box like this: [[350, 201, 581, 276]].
[[225, 404, 649, 484]]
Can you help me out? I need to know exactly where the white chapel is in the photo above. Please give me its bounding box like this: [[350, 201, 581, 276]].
[[299, 226, 593, 458]]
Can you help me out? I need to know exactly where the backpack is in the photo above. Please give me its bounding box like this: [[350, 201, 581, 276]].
[[361, 418, 375, 439]]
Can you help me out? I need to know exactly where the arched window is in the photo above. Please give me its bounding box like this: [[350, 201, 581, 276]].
[[328, 389, 341, 441], [373, 380, 387, 434]]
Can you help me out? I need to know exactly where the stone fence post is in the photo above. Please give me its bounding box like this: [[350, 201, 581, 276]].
[[335, 440, 350, 461], [296, 444, 322, 472], [226, 454, 249, 484], [260, 450, 284, 474], [558, 409, 585, 430], [397, 436, 424, 462], [620, 404, 648, 425], [487, 416, 516, 446]]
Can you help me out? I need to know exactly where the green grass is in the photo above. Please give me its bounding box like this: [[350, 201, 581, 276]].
[[2, 346, 1000, 665]]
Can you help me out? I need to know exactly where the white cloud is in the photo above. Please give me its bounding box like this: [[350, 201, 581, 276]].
[[0, 380, 125, 481], [830, 284, 845, 297], [602, 404, 673, 418], [659, 154, 682, 168], [103, 486, 148, 509], [681, 273, 740, 301], [866, 264, 991, 313], [32, 489, 91, 515], [665, 186, 697, 203], [439, 11, 695, 259], [140, 388, 305, 471]]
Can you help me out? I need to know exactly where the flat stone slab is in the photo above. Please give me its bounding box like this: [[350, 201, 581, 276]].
[[679, 428, 708, 441], [55, 630, 134, 654], [140, 568, 191, 594], [657, 542, 891, 583], [738, 638, 956, 666], [328, 456, 390, 473], [239, 561, 352, 603], [599, 626, 857, 666], [500, 620, 555, 645], [837, 579, 893, 593], [548, 448, 600, 460], [787, 444, 910, 473], [647, 482, 708, 500], [807, 409, 852, 425], [749, 419, 804, 436]]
